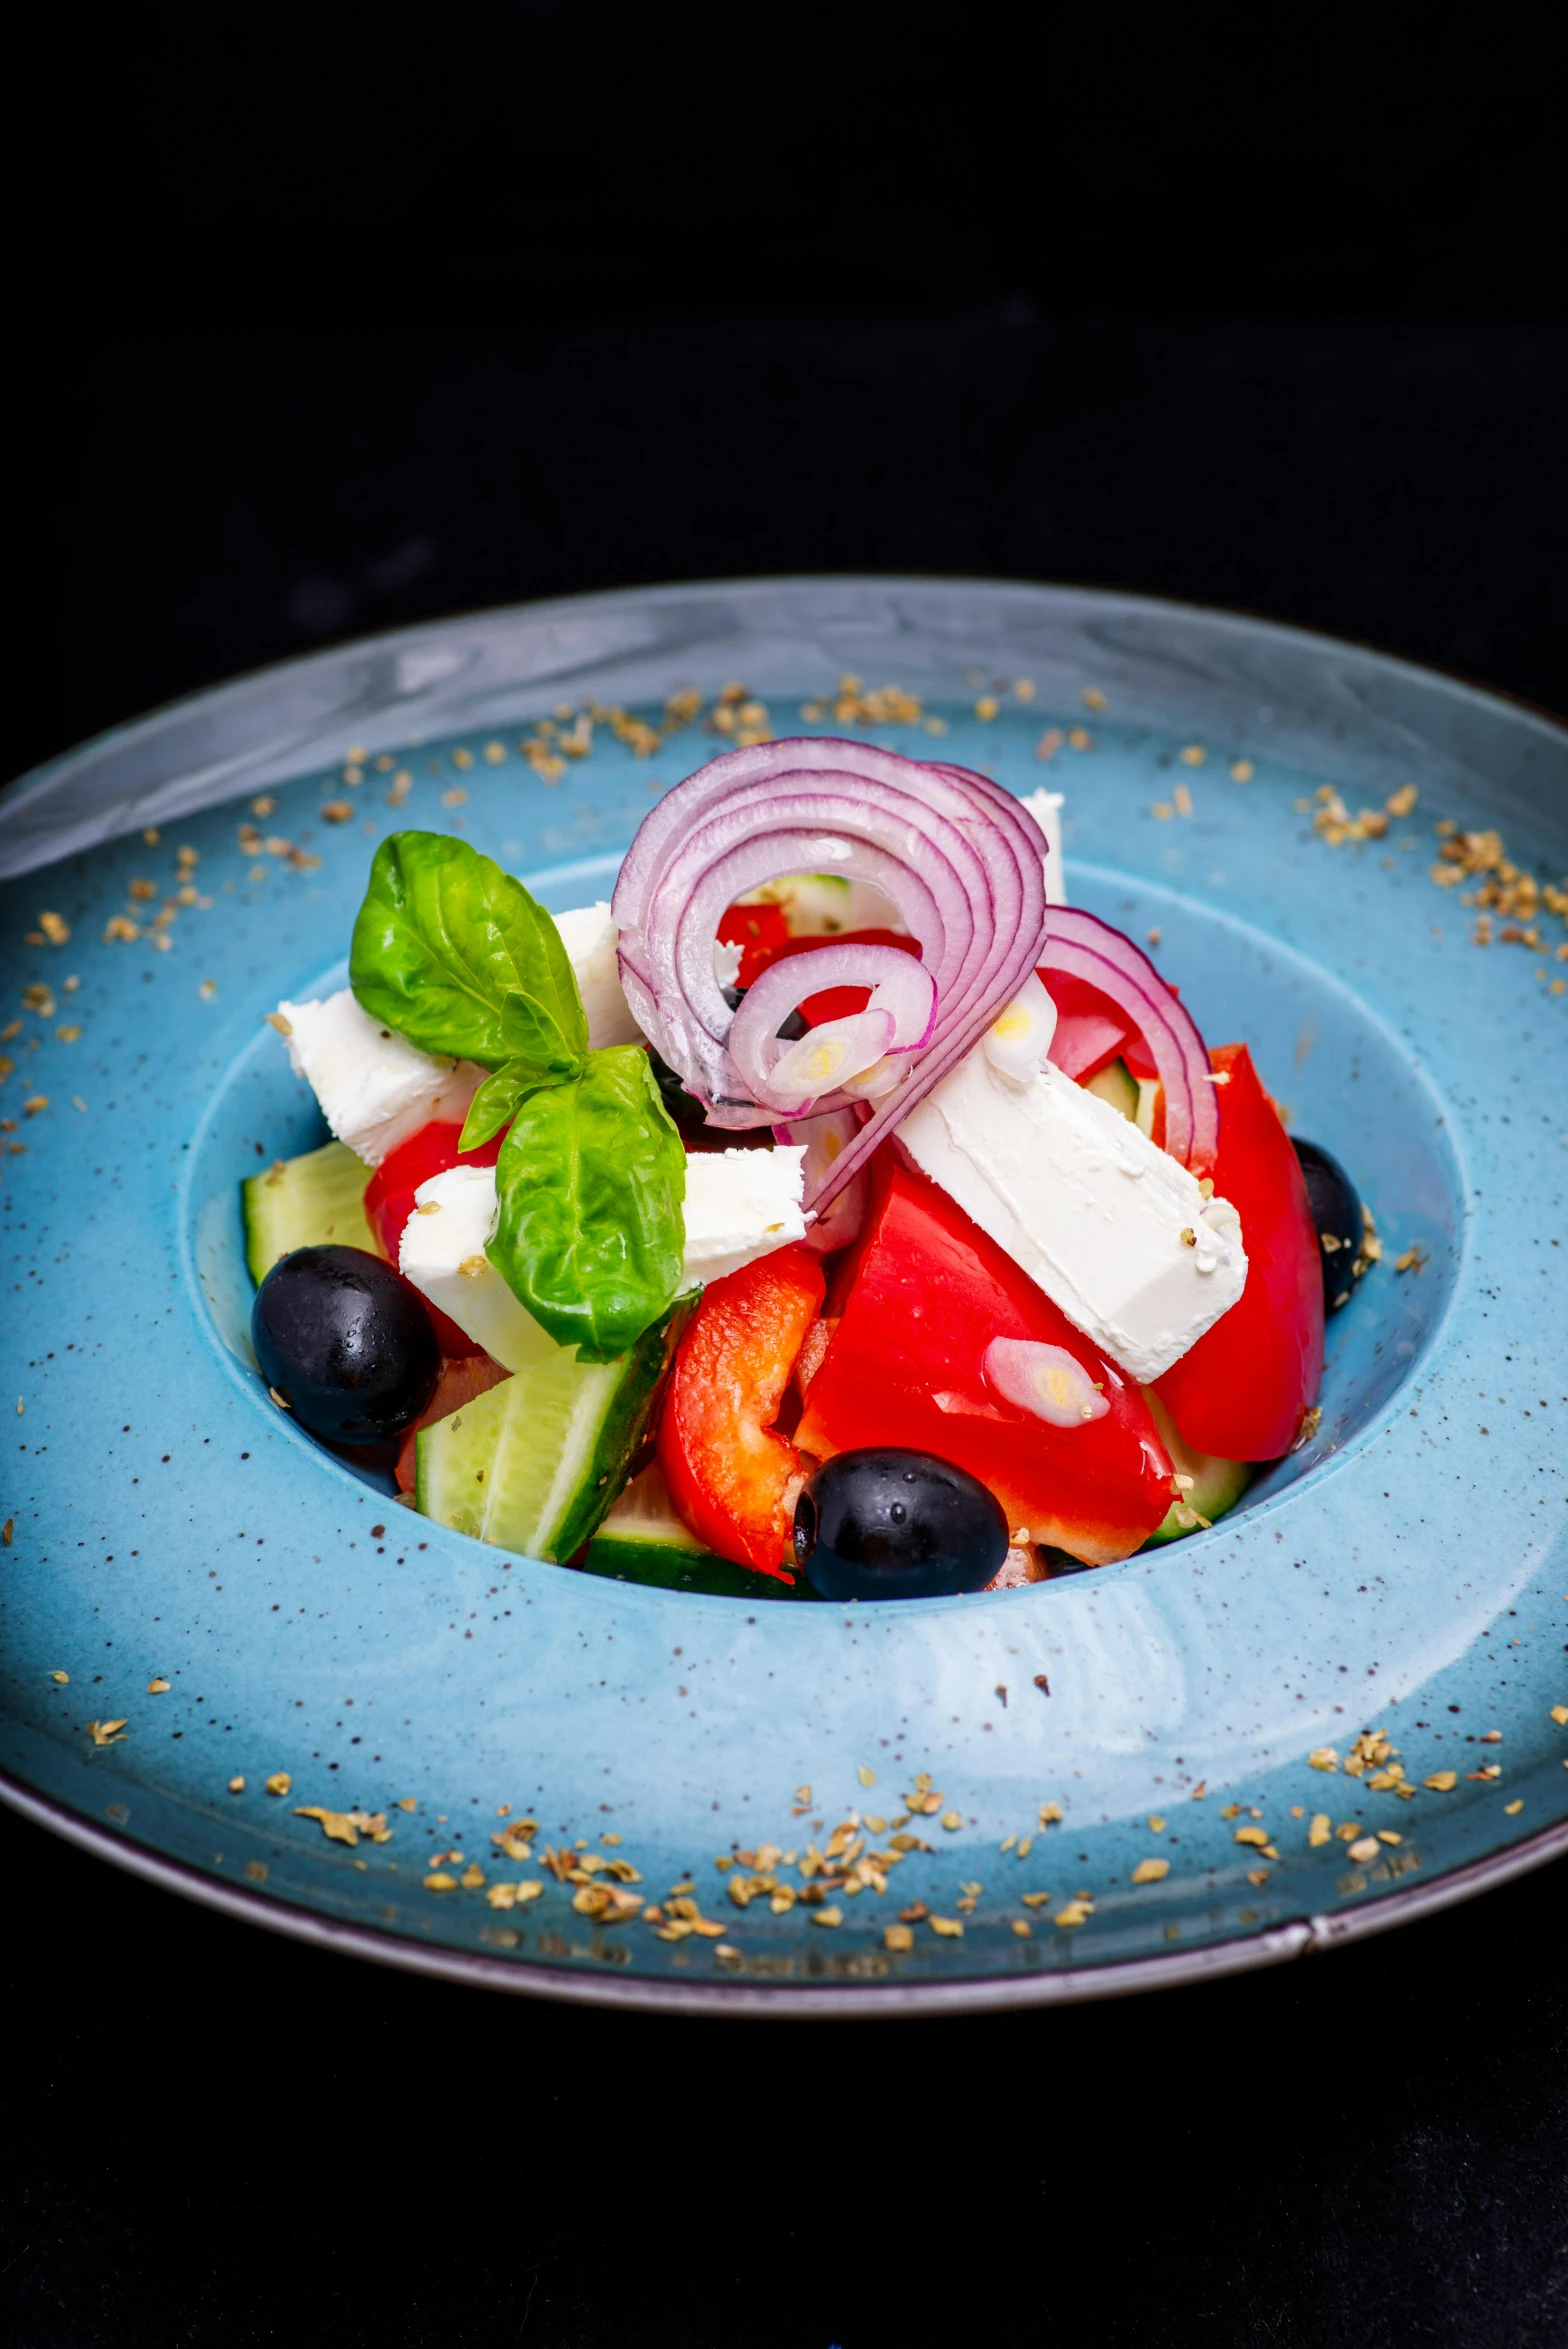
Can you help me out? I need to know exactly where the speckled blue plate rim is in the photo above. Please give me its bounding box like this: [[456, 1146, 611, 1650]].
[[3, 1768, 1565, 2016], [3, 576, 1565, 2013]]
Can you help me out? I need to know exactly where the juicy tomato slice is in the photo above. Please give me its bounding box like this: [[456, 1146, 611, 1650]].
[[364, 1118, 505, 1356], [1154, 1044, 1324, 1460], [657, 1244, 826, 1578], [1040, 970, 1138, 1082], [796, 1160, 1173, 1564]]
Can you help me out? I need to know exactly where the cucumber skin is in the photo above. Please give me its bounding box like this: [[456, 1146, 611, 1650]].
[[1142, 1386, 1252, 1543], [580, 1536, 821, 1601], [1145, 1454, 1252, 1542], [242, 1140, 376, 1285], [415, 1296, 695, 1562], [551, 1296, 695, 1562], [1084, 1057, 1140, 1122]]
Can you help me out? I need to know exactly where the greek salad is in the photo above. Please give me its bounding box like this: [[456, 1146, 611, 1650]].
[[244, 735, 1371, 1600]]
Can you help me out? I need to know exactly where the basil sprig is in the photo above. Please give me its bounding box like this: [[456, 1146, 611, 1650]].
[[349, 832, 684, 1359]]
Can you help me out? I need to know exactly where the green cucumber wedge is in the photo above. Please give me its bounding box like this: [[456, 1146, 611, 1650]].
[[581, 1462, 819, 1600], [242, 1139, 376, 1285], [1084, 1056, 1140, 1123], [1143, 1388, 1252, 1543], [415, 1300, 691, 1562]]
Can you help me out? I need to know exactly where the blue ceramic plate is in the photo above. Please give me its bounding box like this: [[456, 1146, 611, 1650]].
[[3, 579, 1565, 2015]]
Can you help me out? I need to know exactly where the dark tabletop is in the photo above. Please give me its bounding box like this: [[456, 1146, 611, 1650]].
[[5, 9, 1567, 2342]]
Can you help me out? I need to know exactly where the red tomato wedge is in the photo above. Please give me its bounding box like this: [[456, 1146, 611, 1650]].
[[796, 1160, 1174, 1565], [1154, 1044, 1324, 1460], [1040, 968, 1184, 1085], [1040, 970, 1138, 1082], [363, 1119, 505, 1355], [658, 1245, 826, 1578]]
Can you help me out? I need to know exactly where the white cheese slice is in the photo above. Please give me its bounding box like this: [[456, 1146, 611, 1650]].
[[400, 1146, 809, 1358], [898, 1051, 1246, 1383], [1021, 786, 1068, 906], [271, 991, 483, 1168], [549, 903, 644, 1048], [680, 1147, 808, 1285], [398, 1165, 557, 1372]]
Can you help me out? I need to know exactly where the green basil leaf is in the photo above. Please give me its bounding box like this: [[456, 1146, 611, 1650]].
[[349, 831, 590, 1068], [487, 1046, 686, 1361], [458, 1058, 555, 1153]]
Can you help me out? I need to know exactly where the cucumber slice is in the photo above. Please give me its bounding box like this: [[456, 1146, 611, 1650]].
[[1084, 1057, 1140, 1122], [583, 1538, 820, 1599], [596, 1459, 708, 1551], [415, 1302, 690, 1562], [1143, 1388, 1252, 1542], [580, 1460, 820, 1600], [242, 1139, 376, 1286]]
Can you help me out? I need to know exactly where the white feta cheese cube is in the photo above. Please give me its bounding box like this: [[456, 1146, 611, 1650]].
[[1021, 786, 1068, 906], [898, 1051, 1246, 1383], [549, 903, 644, 1048], [398, 1165, 556, 1373], [271, 990, 483, 1167], [680, 1147, 808, 1286], [400, 1145, 808, 1359]]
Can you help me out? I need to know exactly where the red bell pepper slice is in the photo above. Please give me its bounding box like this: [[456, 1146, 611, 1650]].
[[796, 1160, 1173, 1565], [657, 1244, 826, 1578], [716, 901, 792, 989], [1154, 1044, 1324, 1460], [363, 1118, 505, 1356]]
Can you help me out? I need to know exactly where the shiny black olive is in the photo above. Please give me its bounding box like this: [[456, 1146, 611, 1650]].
[[793, 1447, 1009, 1600], [647, 1044, 712, 1132], [252, 1244, 440, 1443], [1292, 1137, 1365, 1312]]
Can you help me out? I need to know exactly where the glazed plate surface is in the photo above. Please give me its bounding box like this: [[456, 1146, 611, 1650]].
[[2, 578, 1565, 2013]]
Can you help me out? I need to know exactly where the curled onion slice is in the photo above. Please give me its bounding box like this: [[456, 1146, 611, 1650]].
[[1035, 908, 1218, 1172], [613, 737, 1050, 1205], [775, 1108, 869, 1254], [727, 942, 936, 1115]]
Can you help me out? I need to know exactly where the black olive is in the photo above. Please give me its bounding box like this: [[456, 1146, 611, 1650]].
[[793, 1447, 1009, 1600], [1292, 1137, 1365, 1312], [252, 1245, 440, 1443], [647, 1044, 712, 1132]]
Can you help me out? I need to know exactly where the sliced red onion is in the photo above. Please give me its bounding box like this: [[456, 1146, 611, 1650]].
[[985, 1338, 1111, 1428], [775, 1108, 869, 1254], [614, 739, 1050, 1204], [980, 970, 1058, 1081], [727, 942, 936, 1115], [750, 1007, 896, 1113], [1034, 908, 1218, 1171]]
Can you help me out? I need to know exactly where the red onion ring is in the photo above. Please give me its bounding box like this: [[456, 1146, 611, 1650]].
[[728, 942, 936, 1115], [613, 738, 1050, 1204], [1034, 908, 1218, 1171]]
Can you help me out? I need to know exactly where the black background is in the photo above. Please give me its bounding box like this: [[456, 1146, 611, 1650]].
[[5, 4, 1567, 2342]]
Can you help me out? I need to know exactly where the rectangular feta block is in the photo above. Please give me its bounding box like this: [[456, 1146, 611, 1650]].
[[271, 991, 482, 1167], [1021, 787, 1068, 906], [398, 1165, 557, 1373], [680, 1147, 808, 1286], [400, 1145, 809, 1358], [549, 903, 645, 1048], [898, 1051, 1246, 1383]]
